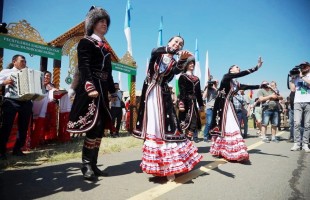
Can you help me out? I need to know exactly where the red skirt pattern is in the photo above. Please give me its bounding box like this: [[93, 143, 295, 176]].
[[140, 134, 202, 176], [210, 130, 249, 161]]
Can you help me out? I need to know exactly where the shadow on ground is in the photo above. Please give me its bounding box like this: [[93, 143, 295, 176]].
[[0, 162, 97, 200], [0, 158, 143, 200]]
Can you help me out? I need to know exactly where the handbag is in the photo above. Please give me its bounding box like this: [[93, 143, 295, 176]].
[[118, 96, 125, 108], [121, 100, 125, 108], [199, 108, 206, 125]]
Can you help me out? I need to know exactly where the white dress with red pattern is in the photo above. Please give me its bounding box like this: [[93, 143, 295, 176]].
[[209, 66, 261, 162], [140, 84, 202, 177], [209, 99, 249, 161]]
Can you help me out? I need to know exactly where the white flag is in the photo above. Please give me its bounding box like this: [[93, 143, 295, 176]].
[[193, 38, 201, 80], [204, 51, 210, 86], [124, 0, 133, 55]]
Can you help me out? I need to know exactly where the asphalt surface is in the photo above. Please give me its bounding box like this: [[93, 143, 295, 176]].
[[0, 129, 309, 200]]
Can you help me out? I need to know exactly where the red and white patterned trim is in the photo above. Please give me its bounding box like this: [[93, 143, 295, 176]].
[[210, 130, 249, 161], [178, 101, 185, 110], [84, 137, 96, 149], [140, 135, 202, 176], [95, 138, 102, 148], [85, 81, 96, 93]]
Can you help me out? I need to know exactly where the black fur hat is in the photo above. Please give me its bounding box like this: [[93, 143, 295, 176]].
[[85, 6, 110, 36], [183, 56, 195, 72]]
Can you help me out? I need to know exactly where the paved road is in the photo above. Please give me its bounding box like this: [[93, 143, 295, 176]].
[[0, 129, 309, 200]]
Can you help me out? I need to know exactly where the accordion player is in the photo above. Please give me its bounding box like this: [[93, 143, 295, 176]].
[[7, 68, 46, 101]]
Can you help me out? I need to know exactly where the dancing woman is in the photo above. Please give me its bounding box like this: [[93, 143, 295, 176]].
[[209, 57, 263, 162], [133, 36, 202, 181], [178, 56, 204, 140]]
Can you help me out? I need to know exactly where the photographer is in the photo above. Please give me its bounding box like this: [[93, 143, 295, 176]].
[[290, 62, 310, 152], [202, 77, 218, 142], [257, 81, 283, 143]]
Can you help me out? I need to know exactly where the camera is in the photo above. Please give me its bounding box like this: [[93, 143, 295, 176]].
[[208, 81, 216, 88], [260, 83, 269, 89], [208, 81, 216, 87], [287, 62, 310, 89], [289, 66, 300, 77]]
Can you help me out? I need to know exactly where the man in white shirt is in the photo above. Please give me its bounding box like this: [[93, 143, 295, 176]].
[[0, 54, 33, 159], [290, 62, 310, 152]]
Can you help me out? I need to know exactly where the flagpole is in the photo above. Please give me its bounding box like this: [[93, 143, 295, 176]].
[[157, 16, 163, 47], [124, 0, 133, 92], [204, 51, 210, 87]]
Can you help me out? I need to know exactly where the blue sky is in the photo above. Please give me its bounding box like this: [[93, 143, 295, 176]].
[[2, 0, 310, 98]]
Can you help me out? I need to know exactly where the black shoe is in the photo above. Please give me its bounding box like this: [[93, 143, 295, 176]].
[[92, 165, 108, 176], [194, 138, 199, 143], [0, 153, 7, 160], [288, 137, 294, 143], [12, 150, 26, 156], [111, 133, 120, 138], [81, 164, 95, 180]]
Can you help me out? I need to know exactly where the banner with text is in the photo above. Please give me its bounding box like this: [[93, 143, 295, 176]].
[[0, 34, 62, 60], [112, 62, 136, 75]]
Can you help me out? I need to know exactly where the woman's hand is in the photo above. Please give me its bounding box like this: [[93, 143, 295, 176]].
[[257, 56, 263, 69], [179, 50, 193, 60], [88, 90, 99, 98], [68, 88, 75, 97]]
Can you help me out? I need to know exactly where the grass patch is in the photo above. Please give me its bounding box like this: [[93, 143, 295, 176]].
[[0, 133, 143, 170]]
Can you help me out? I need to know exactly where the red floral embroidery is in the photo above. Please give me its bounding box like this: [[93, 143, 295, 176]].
[[67, 100, 97, 129]]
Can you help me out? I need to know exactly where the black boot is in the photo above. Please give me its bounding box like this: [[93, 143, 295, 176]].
[[92, 147, 108, 176], [81, 146, 95, 180], [81, 163, 95, 180]]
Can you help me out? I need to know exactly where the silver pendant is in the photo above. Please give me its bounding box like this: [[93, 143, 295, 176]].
[[163, 55, 171, 64]]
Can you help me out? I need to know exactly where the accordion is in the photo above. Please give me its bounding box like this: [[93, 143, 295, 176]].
[[7, 68, 46, 101]]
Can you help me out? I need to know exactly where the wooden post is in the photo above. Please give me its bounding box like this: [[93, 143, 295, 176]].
[[53, 59, 61, 89], [40, 57, 48, 72], [129, 75, 136, 132]]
